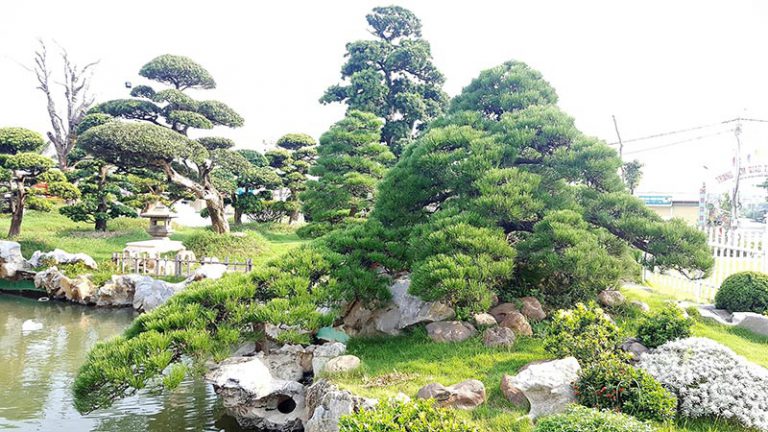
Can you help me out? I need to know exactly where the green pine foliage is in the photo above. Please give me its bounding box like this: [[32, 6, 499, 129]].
[[300, 111, 394, 237], [533, 405, 653, 432], [339, 399, 478, 432], [544, 302, 625, 364]]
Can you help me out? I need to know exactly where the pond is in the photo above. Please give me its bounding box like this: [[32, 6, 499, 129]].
[[0, 294, 244, 432]]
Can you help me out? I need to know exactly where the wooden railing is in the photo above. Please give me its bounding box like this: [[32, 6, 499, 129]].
[[112, 252, 254, 278]]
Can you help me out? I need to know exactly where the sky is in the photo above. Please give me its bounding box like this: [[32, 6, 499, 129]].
[[2, 0, 768, 197]]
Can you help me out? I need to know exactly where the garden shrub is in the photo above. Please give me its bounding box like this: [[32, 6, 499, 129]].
[[574, 358, 676, 421], [338, 399, 478, 432], [715, 271, 768, 313], [545, 302, 625, 364], [636, 304, 693, 348], [181, 229, 267, 260], [640, 337, 768, 431], [533, 405, 652, 432]]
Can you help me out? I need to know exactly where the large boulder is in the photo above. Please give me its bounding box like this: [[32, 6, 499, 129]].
[[416, 379, 486, 410], [258, 344, 312, 382], [305, 380, 377, 432], [483, 326, 516, 348], [499, 312, 533, 337], [621, 337, 650, 361], [207, 356, 307, 431], [132, 277, 186, 312], [425, 321, 477, 343], [188, 263, 227, 282], [732, 312, 768, 337], [324, 355, 361, 374], [342, 275, 455, 336], [95, 274, 143, 307], [597, 290, 626, 307], [473, 313, 497, 327], [34, 267, 97, 304], [0, 240, 31, 279], [29, 248, 98, 270], [502, 357, 581, 419], [489, 303, 519, 323]]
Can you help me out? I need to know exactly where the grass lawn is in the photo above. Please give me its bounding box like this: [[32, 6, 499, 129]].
[[328, 287, 768, 432]]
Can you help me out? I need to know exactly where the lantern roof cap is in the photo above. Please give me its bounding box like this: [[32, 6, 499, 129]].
[[141, 202, 177, 219]]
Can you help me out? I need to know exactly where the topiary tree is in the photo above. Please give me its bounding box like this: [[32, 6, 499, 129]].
[[321, 6, 448, 155], [374, 60, 713, 308], [231, 165, 282, 225], [715, 271, 768, 313], [270, 133, 317, 224], [84, 55, 245, 233], [0, 128, 80, 236], [300, 111, 393, 237]]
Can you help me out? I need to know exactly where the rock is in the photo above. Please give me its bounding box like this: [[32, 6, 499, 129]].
[[316, 326, 350, 344], [265, 323, 312, 342], [621, 337, 650, 361], [312, 342, 346, 374], [500, 375, 530, 410], [95, 274, 143, 307], [233, 342, 257, 357], [416, 379, 486, 410], [630, 300, 651, 312], [323, 355, 361, 374], [259, 344, 310, 381], [597, 290, 626, 307], [342, 275, 455, 337], [132, 277, 186, 312], [28, 248, 98, 270], [34, 267, 97, 304], [0, 240, 31, 279], [732, 312, 768, 337], [425, 321, 477, 343], [207, 356, 306, 431], [489, 303, 519, 323], [305, 380, 378, 432], [188, 263, 227, 282], [499, 312, 533, 337], [519, 297, 546, 322], [504, 357, 581, 419], [473, 313, 497, 327], [483, 326, 516, 348]]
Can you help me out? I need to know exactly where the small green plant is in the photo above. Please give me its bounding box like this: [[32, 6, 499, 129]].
[[574, 358, 676, 422], [338, 399, 478, 432], [685, 305, 701, 320], [715, 271, 768, 314], [533, 405, 652, 432], [636, 304, 693, 348], [544, 302, 625, 364]]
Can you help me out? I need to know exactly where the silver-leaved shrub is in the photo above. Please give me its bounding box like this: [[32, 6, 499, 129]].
[[639, 337, 768, 431]]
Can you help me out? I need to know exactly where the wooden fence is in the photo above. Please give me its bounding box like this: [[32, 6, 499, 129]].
[[112, 252, 254, 278], [644, 225, 768, 303]]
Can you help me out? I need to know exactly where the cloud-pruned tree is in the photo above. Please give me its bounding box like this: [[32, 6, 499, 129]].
[[321, 6, 448, 155]]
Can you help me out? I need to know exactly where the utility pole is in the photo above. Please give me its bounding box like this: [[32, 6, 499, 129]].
[[612, 115, 625, 181], [732, 121, 743, 227]]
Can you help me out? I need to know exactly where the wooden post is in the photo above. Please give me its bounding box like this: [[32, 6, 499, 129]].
[[246, 258, 253, 273], [175, 255, 181, 277]]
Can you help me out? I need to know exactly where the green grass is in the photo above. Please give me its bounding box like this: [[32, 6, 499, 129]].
[[328, 288, 768, 432]]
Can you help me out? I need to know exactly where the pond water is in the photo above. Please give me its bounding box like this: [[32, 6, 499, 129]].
[[0, 294, 244, 432]]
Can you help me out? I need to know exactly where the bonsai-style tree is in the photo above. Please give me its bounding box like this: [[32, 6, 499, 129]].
[[300, 111, 393, 235], [0, 128, 80, 237], [321, 6, 448, 155], [231, 165, 282, 225], [83, 55, 245, 233], [270, 133, 317, 224]]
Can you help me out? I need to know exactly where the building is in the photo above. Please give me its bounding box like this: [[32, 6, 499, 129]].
[[638, 193, 700, 226]]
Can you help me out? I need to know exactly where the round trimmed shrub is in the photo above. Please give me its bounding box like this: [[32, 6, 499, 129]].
[[574, 358, 676, 422], [636, 304, 693, 348], [545, 302, 625, 364], [339, 399, 477, 432], [533, 405, 652, 432], [715, 271, 768, 313]]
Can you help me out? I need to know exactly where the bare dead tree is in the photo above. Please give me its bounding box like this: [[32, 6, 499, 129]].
[[29, 40, 98, 170]]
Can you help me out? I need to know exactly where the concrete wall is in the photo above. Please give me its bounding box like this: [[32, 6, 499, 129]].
[[648, 202, 699, 225]]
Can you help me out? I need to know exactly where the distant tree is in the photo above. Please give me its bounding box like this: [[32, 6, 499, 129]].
[[300, 111, 393, 236], [28, 40, 98, 170], [84, 55, 245, 233], [623, 159, 643, 194], [270, 133, 317, 224], [231, 165, 282, 225], [321, 6, 448, 155], [0, 128, 80, 237]]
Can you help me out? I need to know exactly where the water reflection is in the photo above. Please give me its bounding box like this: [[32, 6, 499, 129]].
[[0, 294, 244, 432]]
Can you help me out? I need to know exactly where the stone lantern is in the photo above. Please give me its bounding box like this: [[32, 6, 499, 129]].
[[141, 203, 176, 240]]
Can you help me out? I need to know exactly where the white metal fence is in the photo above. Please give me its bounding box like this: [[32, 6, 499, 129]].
[[643, 225, 768, 303]]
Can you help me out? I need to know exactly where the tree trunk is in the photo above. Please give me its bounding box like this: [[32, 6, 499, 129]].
[[289, 207, 299, 225], [234, 207, 243, 225], [8, 181, 25, 238], [206, 197, 230, 234], [95, 218, 108, 232], [161, 161, 230, 234]]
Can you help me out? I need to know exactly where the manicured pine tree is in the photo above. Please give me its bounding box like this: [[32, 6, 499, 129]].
[[269, 133, 317, 224], [300, 111, 393, 237]]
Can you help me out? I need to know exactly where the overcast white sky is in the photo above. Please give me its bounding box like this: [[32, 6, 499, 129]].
[[2, 0, 768, 197]]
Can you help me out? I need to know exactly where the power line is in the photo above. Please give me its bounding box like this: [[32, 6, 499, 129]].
[[607, 121, 726, 146], [623, 129, 734, 155]]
